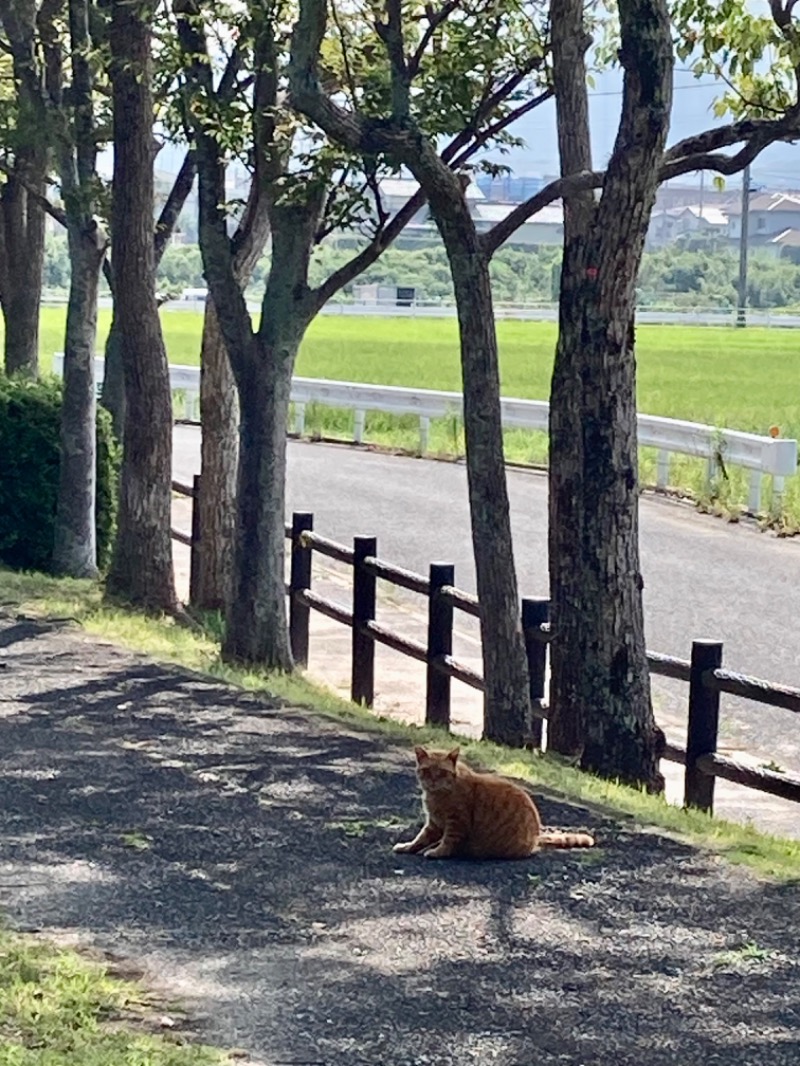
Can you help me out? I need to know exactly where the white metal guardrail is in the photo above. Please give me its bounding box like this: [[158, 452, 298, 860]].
[[53, 354, 797, 512]]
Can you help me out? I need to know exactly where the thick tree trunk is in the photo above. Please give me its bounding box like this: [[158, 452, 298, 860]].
[[196, 298, 239, 611], [106, 0, 177, 611], [547, 0, 673, 790], [222, 336, 294, 668], [101, 152, 196, 439], [409, 157, 530, 746], [0, 173, 46, 377], [52, 226, 104, 577], [194, 177, 269, 613]]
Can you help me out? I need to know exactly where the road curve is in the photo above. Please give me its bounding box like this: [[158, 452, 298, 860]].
[[173, 425, 800, 771]]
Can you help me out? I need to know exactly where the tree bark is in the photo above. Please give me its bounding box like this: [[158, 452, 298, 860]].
[[52, 224, 104, 576], [547, 0, 673, 790], [105, 0, 177, 611], [218, 200, 320, 670], [194, 175, 269, 613], [0, 169, 46, 377], [407, 155, 530, 746], [101, 151, 197, 437], [223, 333, 295, 666], [196, 297, 239, 611], [100, 314, 126, 440]]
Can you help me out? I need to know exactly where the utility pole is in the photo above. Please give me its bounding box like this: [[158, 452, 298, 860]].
[[736, 163, 751, 328]]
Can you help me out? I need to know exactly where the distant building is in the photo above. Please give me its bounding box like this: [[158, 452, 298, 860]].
[[356, 176, 563, 248], [475, 174, 547, 202], [724, 191, 800, 243], [647, 204, 728, 248]]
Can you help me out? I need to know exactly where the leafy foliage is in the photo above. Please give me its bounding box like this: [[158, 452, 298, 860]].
[[0, 375, 120, 573], [672, 0, 800, 118]]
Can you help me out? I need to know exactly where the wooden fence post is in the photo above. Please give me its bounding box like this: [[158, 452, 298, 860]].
[[289, 512, 313, 667], [522, 598, 549, 749], [685, 639, 723, 813], [352, 535, 377, 706], [189, 474, 201, 607], [426, 563, 454, 728]]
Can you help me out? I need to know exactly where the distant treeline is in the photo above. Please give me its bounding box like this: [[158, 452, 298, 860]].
[[42, 233, 800, 310]]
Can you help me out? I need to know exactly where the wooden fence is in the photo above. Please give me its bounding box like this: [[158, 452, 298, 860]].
[[173, 480, 800, 816]]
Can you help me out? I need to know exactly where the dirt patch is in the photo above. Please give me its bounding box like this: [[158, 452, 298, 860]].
[[0, 612, 798, 1065]]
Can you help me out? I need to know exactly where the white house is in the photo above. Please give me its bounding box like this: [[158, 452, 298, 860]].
[[647, 204, 729, 247], [725, 191, 800, 242]]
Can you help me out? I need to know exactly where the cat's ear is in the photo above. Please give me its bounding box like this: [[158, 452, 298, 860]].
[[414, 746, 428, 762], [446, 747, 460, 764]]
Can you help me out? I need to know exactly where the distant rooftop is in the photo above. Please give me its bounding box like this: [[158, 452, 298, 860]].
[[726, 191, 800, 215]]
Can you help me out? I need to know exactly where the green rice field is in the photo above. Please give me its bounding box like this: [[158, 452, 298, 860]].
[[27, 307, 800, 526]]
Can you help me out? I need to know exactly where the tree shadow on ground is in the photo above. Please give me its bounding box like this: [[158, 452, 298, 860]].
[[0, 616, 798, 1065]]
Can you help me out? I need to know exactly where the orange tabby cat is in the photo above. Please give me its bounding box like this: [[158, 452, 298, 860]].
[[393, 746, 595, 860]]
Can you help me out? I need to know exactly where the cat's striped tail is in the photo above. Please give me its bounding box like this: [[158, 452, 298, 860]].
[[538, 831, 595, 849]]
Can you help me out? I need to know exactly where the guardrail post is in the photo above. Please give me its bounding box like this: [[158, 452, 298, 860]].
[[188, 474, 202, 607], [289, 512, 313, 667], [685, 639, 723, 813], [522, 598, 549, 749], [426, 563, 454, 728], [419, 416, 430, 454], [352, 535, 377, 706], [354, 409, 366, 444], [294, 402, 306, 436]]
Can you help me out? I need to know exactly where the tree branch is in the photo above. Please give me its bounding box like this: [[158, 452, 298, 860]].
[[310, 186, 426, 311], [665, 113, 800, 162], [289, 0, 407, 155], [660, 136, 783, 181], [407, 0, 462, 79], [154, 148, 196, 265], [0, 156, 67, 226], [480, 170, 603, 257], [481, 125, 800, 259], [377, 0, 409, 119]]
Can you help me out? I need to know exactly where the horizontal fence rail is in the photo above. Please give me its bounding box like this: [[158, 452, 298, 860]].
[[171, 481, 800, 817], [55, 355, 798, 513]]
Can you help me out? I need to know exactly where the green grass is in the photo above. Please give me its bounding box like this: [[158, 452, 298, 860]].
[[3, 565, 800, 884], [0, 923, 227, 1065], [31, 307, 800, 524], [32, 307, 800, 436]]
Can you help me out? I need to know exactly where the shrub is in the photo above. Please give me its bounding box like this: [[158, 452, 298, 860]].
[[0, 374, 120, 572]]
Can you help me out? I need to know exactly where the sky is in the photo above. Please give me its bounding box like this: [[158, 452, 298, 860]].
[[492, 67, 800, 190]]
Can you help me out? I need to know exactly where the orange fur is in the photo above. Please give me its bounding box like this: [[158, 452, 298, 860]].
[[393, 746, 595, 860]]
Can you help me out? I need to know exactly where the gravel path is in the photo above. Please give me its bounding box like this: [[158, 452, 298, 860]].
[[0, 612, 798, 1066]]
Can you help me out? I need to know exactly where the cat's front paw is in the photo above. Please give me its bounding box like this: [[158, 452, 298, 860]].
[[422, 846, 450, 859], [393, 841, 416, 853]]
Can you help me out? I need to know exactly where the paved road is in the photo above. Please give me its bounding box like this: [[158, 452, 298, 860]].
[[173, 425, 800, 771]]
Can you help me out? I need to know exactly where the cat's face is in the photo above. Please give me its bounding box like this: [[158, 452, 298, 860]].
[[414, 746, 459, 793]]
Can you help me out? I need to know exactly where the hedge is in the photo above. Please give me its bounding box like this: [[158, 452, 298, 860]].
[[0, 374, 120, 572]]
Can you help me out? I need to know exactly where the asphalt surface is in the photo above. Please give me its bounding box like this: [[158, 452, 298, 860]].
[[173, 426, 800, 772], [1, 614, 798, 1066]]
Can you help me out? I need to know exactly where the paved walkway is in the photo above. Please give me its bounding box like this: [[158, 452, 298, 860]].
[[0, 612, 798, 1065]]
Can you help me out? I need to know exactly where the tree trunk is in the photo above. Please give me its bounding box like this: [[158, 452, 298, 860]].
[[101, 152, 196, 439], [105, 0, 177, 612], [52, 225, 104, 576], [0, 173, 46, 377], [547, 0, 673, 790], [100, 315, 126, 440], [222, 335, 294, 668], [194, 176, 269, 613], [409, 157, 530, 746], [195, 297, 239, 611]]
